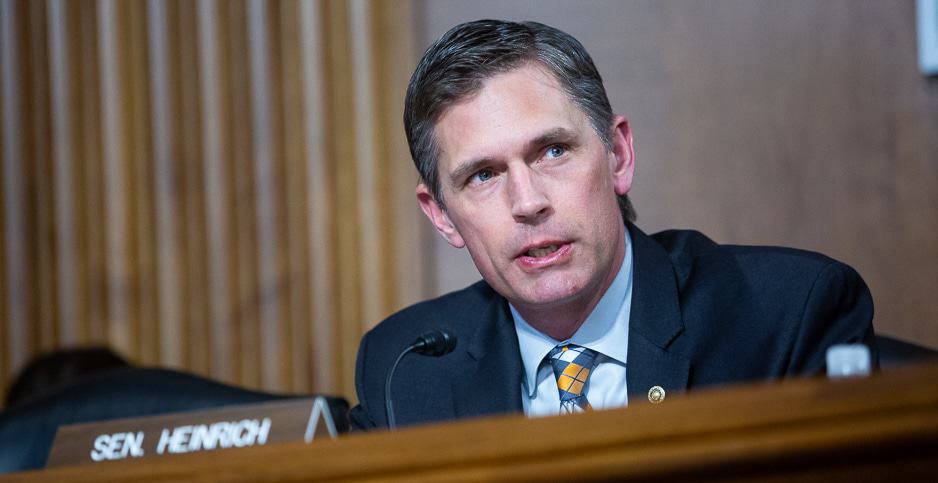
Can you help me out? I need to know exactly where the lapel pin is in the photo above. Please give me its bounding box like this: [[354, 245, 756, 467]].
[[647, 385, 665, 404]]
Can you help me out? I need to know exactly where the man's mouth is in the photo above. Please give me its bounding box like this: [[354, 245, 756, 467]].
[[525, 245, 561, 258], [516, 241, 572, 269]]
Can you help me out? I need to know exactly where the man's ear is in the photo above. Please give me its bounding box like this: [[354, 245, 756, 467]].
[[609, 115, 635, 196], [416, 183, 466, 249]]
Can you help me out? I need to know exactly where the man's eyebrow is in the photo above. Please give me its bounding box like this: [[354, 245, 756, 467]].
[[527, 127, 578, 152], [449, 157, 495, 188]]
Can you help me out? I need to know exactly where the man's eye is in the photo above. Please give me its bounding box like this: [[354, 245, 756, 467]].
[[471, 169, 494, 184], [546, 145, 566, 158]]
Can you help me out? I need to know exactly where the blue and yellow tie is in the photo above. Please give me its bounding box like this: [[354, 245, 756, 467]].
[[548, 344, 598, 413]]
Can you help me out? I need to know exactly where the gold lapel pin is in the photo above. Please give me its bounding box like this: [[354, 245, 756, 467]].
[[648, 385, 665, 404]]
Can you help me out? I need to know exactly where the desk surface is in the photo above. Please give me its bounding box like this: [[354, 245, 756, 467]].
[[7, 362, 938, 482]]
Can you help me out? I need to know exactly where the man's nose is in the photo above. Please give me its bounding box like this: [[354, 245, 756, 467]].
[[509, 168, 550, 223]]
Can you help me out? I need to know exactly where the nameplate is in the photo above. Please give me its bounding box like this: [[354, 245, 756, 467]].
[[46, 397, 341, 468]]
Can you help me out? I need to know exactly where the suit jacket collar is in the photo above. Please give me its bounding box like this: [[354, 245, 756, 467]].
[[625, 222, 690, 401]]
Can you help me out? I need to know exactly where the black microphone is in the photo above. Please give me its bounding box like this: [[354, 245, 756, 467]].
[[385, 330, 457, 430], [410, 330, 457, 356]]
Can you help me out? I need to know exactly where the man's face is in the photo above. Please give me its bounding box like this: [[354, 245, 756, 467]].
[[417, 64, 635, 320]]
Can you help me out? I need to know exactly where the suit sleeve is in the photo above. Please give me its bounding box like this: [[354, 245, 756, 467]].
[[786, 261, 878, 375], [348, 331, 379, 431]]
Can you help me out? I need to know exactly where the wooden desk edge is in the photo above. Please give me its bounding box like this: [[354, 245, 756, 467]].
[[7, 362, 938, 482]]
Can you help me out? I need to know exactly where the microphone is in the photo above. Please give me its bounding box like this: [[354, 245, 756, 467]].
[[385, 330, 457, 430], [410, 330, 458, 356]]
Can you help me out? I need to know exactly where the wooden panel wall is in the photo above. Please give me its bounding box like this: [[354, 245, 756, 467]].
[[419, 0, 938, 348], [0, 0, 426, 403]]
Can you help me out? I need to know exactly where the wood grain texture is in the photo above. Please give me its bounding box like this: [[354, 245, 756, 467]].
[[197, 0, 234, 384], [7, 362, 938, 482], [0, 0, 424, 403], [298, 0, 337, 393], [0, 0, 28, 377]]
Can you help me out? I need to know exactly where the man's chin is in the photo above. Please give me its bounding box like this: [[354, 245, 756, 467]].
[[509, 282, 586, 311]]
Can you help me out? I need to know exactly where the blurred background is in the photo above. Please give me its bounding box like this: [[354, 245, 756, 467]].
[[0, 0, 936, 404]]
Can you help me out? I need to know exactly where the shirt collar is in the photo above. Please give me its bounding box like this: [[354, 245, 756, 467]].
[[512, 229, 633, 397]]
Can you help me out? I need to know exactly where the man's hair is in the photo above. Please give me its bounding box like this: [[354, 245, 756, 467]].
[[404, 19, 636, 222]]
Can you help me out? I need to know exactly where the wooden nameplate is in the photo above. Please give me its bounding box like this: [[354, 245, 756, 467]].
[[45, 397, 341, 468]]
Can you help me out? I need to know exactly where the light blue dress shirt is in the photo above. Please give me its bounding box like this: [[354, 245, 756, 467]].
[[511, 229, 633, 417]]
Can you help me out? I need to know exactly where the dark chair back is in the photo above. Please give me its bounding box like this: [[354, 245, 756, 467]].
[[877, 335, 938, 370], [0, 367, 348, 473]]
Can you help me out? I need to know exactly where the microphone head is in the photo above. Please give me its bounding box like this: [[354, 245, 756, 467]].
[[412, 330, 457, 356]]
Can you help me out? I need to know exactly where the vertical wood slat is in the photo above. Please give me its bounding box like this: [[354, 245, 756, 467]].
[[381, 0, 426, 313], [1, 0, 27, 378], [196, 0, 234, 382], [247, 0, 288, 392], [323, 0, 362, 400], [47, 0, 81, 345], [264, 1, 293, 391], [298, 0, 335, 393], [0, 0, 10, 387], [29, 0, 56, 354], [348, 0, 381, 338], [228, 0, 260, 388], [177, 0, 208, 376], [367, 0, 423, 317], [97, 0, 134, 357], [127, 0, 158, 366], [78, 1, 107, 343], [146, 0, 184, 367], [278, 0, 312, 392]]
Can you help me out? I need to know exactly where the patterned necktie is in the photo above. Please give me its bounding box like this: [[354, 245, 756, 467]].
[[547, 344, 598, 413]]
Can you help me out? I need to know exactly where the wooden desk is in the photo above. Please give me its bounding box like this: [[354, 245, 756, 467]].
[[6, 363, 938, 482]]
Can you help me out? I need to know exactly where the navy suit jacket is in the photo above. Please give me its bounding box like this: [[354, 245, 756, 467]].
[[350, 223, 876, 429]]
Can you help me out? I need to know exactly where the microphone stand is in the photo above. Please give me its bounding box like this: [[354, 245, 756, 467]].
[[384, 331, 457, 430]]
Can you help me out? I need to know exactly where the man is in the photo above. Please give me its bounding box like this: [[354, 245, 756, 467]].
[[349, 19, 875, 429]]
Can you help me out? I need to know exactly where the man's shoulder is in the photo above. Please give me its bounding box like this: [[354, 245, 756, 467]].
[[365, 280, 503, 346], [644, 226, 869, 307], [638, 226, 875, 381], [649, 227, 848, 277]]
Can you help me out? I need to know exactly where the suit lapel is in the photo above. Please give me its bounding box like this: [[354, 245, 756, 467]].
[[451, 291, 524, 419], [626, 223, 691, 401]]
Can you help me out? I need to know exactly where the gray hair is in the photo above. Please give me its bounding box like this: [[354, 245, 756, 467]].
[[403, 19, 636, 222]]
